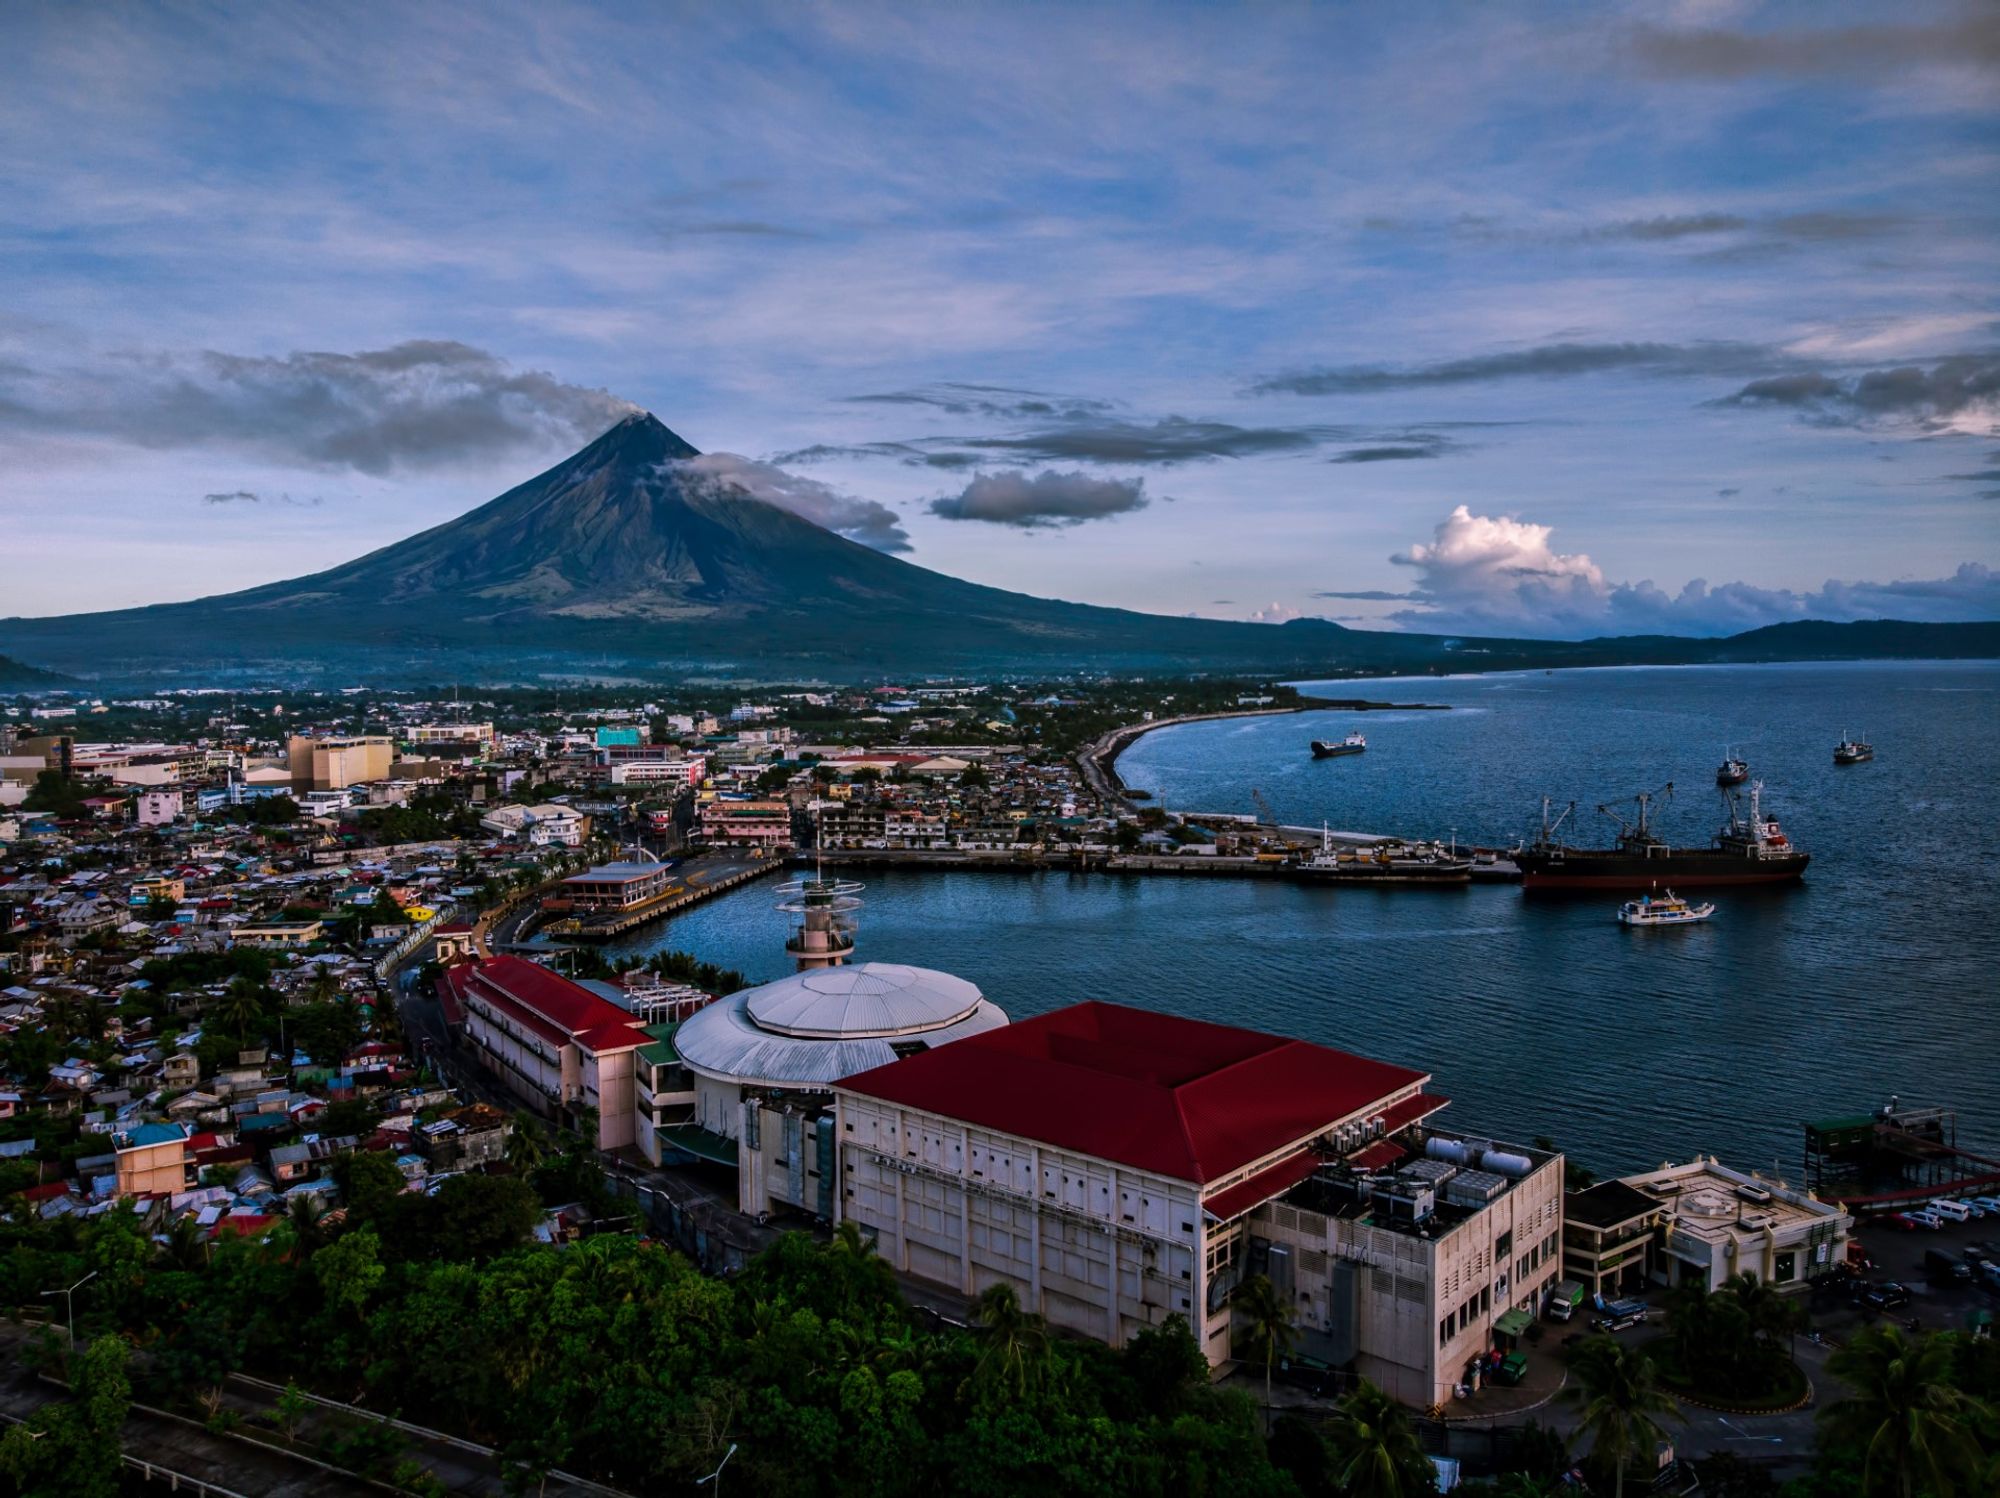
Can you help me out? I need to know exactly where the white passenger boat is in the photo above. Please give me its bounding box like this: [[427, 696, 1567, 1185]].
[[1617, 889, 1715, 927]]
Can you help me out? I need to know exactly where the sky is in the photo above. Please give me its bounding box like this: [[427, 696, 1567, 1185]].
[[1, 0, 1996, 638]]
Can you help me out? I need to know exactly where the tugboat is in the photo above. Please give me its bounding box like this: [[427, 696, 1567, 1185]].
[[1514, 781, 1808, 890], [1618, 889, 1716, 927], [1291, 824, 1470, 883], [1834, 732, 1874, 765], [1716, 750, 1748, 786], [1310, 731, 1367, 759]]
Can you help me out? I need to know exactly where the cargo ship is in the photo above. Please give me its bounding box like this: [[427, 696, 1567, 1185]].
[[1514, 782, 1808, 890], [1310, 731, 1367, 758]]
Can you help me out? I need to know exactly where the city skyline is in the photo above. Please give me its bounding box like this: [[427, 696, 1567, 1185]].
[[3, 1, 1997, 638]]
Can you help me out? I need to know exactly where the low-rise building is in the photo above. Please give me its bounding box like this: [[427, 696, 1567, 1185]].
[[560, 860, 673, 911], [699, 799, 792, 850], [608, 758, 707, 790], [443, 956, 649, 1149], [229, 920, 324, 949], [113, 1121, 192, 1196]]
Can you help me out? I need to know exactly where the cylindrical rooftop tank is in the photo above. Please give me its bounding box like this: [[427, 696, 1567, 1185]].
[[1482, 1150, 1533, 1178], [1427, 1137, 1471, 1165]]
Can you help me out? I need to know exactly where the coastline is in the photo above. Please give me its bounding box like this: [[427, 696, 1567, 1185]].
[[1078, 696, 1450, 810]]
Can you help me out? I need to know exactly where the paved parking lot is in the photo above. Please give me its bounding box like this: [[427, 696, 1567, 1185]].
[[1826, 1207, 2000, 1336]]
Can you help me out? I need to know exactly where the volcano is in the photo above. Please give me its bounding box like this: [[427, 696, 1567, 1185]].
[[4, 413, 1994, 682]]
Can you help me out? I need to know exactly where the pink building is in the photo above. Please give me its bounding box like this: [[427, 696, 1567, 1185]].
[[136, 789, 184, 826], [698, 798, 793, 850]]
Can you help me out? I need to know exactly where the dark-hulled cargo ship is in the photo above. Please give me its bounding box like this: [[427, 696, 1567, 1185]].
[[1514, 782, 1809, 891]]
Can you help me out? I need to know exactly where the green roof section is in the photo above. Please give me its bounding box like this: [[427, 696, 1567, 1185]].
[[638, 1021, 681, 1068], [658, 1123, 738, 1166]]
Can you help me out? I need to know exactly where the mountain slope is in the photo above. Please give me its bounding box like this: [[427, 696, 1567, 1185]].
[[3, 413, 1995, 681]]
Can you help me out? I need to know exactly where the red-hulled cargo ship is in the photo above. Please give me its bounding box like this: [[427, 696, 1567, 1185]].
[[1514, 782, 1808, 891]]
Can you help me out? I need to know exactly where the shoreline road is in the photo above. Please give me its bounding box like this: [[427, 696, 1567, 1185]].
[[1077, 708, 1300, 812]]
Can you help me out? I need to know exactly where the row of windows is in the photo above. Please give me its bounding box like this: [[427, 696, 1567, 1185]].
[[1438, 1284, 1493, 1347], [1513, 1230, 1559, 1283]]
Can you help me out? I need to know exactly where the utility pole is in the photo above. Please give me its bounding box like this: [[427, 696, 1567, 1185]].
[[696, 1443, 738, 1495]]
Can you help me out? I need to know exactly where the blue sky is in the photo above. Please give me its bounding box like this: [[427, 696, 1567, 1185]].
[[1, 0, 1995, 636]]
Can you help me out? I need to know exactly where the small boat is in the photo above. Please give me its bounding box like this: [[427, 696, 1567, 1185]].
[[1834, 732, 1874, 765], [1716, 751, 1748, 786], [1618, 889, 1716, 927], [1310, 731, 1367, 759]]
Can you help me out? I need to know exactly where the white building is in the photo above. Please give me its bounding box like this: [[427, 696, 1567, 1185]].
[[654, 963, 1008, 1219], [440, 956, 649, 1150], [608, 757, 707, 790], [135, 789, 183, 826], [834, 1001, 1563, 1406]]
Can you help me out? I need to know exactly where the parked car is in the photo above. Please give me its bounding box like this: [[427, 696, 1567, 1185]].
[[1887, 1212, 1926, 1232], [1927, 1250, 1974, 1285], [1929, 1200, 1972, 1223], [1907, 1208, 1946, 1230], [1863, 1282, 1912, 1310], [1949, 1199, 1986, 1219], [1969, 1197, 2000, 1215]]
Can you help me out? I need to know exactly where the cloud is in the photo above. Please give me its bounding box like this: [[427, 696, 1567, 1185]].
[[942, 416, 1332, 465], [927, 469, 1151, 529], [1247, 602, 1301, 623], [844, 383, 1114, 421], [1252, 341, 1787, 396], [1716, 355, 2000, 434], [0, 339, 638, 475], [1588, 211, 1903, 244], [671, 453, 911, 552], [1376, 504, 2000, 637], [202, 489, 260, 504], [1328, 435, 1457, 464], [1313, 589, 1415, 602], [1629, 15, 2000, 80]]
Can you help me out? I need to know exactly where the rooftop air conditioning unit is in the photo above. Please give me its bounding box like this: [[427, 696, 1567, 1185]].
[[1443, 1170, 1508, 1208]]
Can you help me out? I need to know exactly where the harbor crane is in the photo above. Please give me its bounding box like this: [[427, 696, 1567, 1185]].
[[1250, 787, 1279, 830], [1596, 782, 1674, 841]]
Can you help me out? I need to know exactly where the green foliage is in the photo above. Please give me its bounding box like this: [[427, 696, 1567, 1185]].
[[1662, 1273, 1802, 1401], [21, 770, 94, 819], [1817, 1325, 1992, 1498], [1325, 1381, 1436, 1498], [0, 1333, 130, 1498], [1562, 1337, 1681, 1498], [290, 1000, 365, 1064]]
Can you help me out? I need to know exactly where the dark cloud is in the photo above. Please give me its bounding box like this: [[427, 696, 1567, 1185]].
[[1328, 434, 1457, 464], [1589, 211, 1903, 245], [673, 453, 910, 552], [946, 417, 1330, 464], [0, 339, 638, 475], [1630, 15, 2000, 80], [927, 469, 1151, 529], [202, 490, 260, 504], [1716, 355, 2000, 428], [1252, 341, 1788, 396], [844, 383, 1114, 421], [1313, 589, 1415, 602], [1717, 488, 1741, 498]]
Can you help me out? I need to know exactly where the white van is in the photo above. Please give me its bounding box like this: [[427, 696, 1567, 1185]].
[[1930, 1199, 1972, 1222]]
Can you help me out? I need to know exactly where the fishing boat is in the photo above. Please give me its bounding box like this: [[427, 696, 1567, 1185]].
[[1834, 732, 1874, 765], [1618, 889, 1716, 927], [1716, 750, 1748, 786], [1310, 731, 1367, 759], [1291, 824, 1470, 883]]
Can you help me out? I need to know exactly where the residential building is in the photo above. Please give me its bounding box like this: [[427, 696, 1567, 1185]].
[[441, 956, 649, 1149], [480, 802, 590, 846], [113, 1121, 192, 1196], [835, 1002, 1560, 1405], [229, 920, 325, 949], [136, 789, 183, 826], [407, 723, 497, 749]]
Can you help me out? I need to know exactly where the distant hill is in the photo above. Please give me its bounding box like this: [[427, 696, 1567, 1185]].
[[0, 653, 70, 688], [3, 413, 1994, 682]]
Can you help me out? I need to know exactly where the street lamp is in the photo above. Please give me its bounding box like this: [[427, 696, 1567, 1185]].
[[40, 1269, 97, 1348], [695, 1443, 737, 1494]]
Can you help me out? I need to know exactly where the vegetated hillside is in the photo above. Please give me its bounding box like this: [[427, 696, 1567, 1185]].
[[4, 413, 1994, 682], [0, 653, 71, 688]]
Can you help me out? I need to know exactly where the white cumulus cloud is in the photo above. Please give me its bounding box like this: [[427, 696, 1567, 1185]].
[[672, 452, 910, 552], [1382, 505, 1999, 637]]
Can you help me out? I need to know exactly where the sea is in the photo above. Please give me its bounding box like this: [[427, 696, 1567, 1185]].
[[609, 660, 2000, 1180]]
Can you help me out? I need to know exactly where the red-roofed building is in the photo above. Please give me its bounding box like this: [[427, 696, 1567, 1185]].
[[450, 956, 650, 1149], [836, 1001, 1566, 1404]]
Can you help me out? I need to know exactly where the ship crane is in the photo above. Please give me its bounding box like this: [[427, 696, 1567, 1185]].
[[1534, 796, 1577, 846], [1596, 782, 1674, 842]]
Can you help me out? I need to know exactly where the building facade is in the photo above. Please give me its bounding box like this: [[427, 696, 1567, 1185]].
[[560, 861, 673, 911], [699, 799, 793, 850], [833, 1002, 1530, 1405]]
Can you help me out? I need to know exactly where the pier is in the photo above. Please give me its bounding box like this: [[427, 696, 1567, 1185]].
[[538, 852, 783, 941]]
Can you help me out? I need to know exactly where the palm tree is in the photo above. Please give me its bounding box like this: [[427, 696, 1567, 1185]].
[[161, 1213, 208, 1271], [1232, 1272, 1297, 1431], [211, 977, 266, 1041], [505, 1113, 546, 1176], [1326, 1380, 1435, 1498], [971, 1281, 1050, 1399], [1821, 1324, 1990, 1498], [1562, 1336, 1681, 1498], [285, 1194, 330, 1263], [302, 967, 342, 1007]]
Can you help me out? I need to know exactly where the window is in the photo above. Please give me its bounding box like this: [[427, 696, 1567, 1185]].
[[1775, 1251, 1797, 1283]]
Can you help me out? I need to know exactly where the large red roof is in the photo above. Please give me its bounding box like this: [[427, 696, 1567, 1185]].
[[839, 1001, 1428, 1183], [465, 957, 647, 1054]]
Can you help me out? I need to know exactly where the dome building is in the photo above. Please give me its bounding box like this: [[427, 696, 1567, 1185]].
[[635, 881, 1008, 1220]]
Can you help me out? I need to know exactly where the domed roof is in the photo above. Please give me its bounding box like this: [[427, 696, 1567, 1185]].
[[744, 962, 983, 1039], [672, 962, 1009, 1089]]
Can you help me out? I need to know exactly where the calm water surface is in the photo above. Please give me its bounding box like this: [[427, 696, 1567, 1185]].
[[613, 661, 2000, 1178]]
